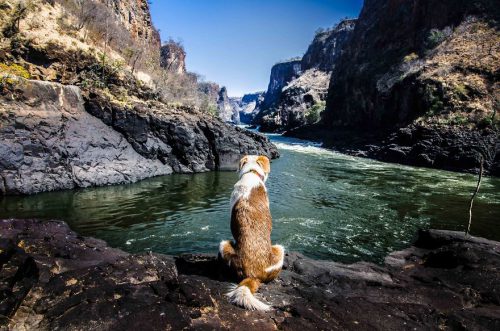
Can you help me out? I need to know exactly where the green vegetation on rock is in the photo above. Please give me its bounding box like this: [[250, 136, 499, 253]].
[[305, 101, 326, 125]]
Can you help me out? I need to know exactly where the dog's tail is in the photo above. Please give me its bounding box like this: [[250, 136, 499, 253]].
[[226, 277, 270, 311]]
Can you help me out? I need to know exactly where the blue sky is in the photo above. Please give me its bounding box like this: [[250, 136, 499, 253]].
[[150, 0, 363, 97]]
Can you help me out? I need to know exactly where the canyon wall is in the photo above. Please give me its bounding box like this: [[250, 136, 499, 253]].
[[289, 0, 499, 175], [256, 20, 356, 132], [259, 59, 302, 112], [301, 19, 356, 72], [324, 0, 499, 130]]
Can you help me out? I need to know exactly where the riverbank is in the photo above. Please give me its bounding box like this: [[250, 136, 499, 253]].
[[1, 219, 499, 330], [285, 124, 499, 176]]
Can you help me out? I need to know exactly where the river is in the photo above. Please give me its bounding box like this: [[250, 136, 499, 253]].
[[1, 133, 499, 263]]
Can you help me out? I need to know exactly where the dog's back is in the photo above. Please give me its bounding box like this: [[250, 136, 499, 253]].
[[219, 155, 284, 310], [231, 183, 273, 280]]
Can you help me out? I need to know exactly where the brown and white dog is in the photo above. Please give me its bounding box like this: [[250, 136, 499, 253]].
[[219, 155, 284, 311]]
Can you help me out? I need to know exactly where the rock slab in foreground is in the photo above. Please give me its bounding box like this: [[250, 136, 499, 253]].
[[1, 219, 499, 330]]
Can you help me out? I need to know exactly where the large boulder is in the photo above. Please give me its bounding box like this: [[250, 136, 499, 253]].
[[0, 79, 171, 195]]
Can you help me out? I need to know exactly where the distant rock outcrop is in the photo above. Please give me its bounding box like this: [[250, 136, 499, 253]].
[[217, 86, 239, 124], [242, 92, 265, 106], [160, 41, 186, 74], [198, 81, 220, 103], [2, 219, 500, 330], [254, 59, 302, 130], [260, 60, 302, 112], [301, 19, 356, 72], [237, 92, 265, 124], [256, 20, 356, 132]]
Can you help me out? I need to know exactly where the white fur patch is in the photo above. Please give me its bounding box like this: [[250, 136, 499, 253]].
[[230, 156, 269, 212], [230, 172, 264, 211], [265, 245, 285, 273], [226, 285, 270, 311], [219, 240, 230, 258]]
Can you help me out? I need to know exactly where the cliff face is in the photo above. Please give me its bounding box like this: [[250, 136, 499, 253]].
[[301, 19, 356, 72], [160, 42, 186, 74], [98, 0, 160, 47], [257, 21, 356, 132], [0, 80, 170, 195], [0, 79, 278, 195], [324, 0, 499, 130], [238, 92, 265, 124], [260, 60, 302, 111], [217, 87, 239, 124], [289, 0, 499, 175]]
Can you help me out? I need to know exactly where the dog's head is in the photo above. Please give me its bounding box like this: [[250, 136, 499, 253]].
[[238, 155, 271, 182]]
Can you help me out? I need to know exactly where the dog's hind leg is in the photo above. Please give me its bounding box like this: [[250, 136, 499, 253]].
[[219, 240, 237, 266], [264, 245, 285, 281]]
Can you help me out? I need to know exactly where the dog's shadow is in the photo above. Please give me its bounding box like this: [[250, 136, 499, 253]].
[[174, 254, 239, 283]]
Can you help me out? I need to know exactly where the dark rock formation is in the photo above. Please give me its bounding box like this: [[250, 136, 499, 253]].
[[1, 219, 500, 330], [324, 0, 499, 130], [160, 41, 186, 74], [217, 86, 239, 124], [301, 19, 356, 72], [287, 124, 499, 175], [85, 90, 275, 172], [0, 80, 170, 195], [0, 80, 279, 195], [301, 0, 500, 174]]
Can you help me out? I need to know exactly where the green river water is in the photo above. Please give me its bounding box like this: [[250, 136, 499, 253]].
[[1, 133, 499, 263]]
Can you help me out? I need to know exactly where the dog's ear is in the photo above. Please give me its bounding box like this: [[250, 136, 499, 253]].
[[239, 155, 249, 171], [256, 156, 271, 174]]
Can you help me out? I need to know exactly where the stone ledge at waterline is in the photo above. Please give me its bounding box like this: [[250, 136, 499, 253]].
[[1, 219, 499, 330], [0, 79, 279, 195]]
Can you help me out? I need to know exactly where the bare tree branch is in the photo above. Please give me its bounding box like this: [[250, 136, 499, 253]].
[[465, 156, 484, 238]]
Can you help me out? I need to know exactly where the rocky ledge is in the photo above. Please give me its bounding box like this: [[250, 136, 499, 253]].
[[1, 219, 499, 330], [0, 79, 278, 195], [287, 124, 499, 176]]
